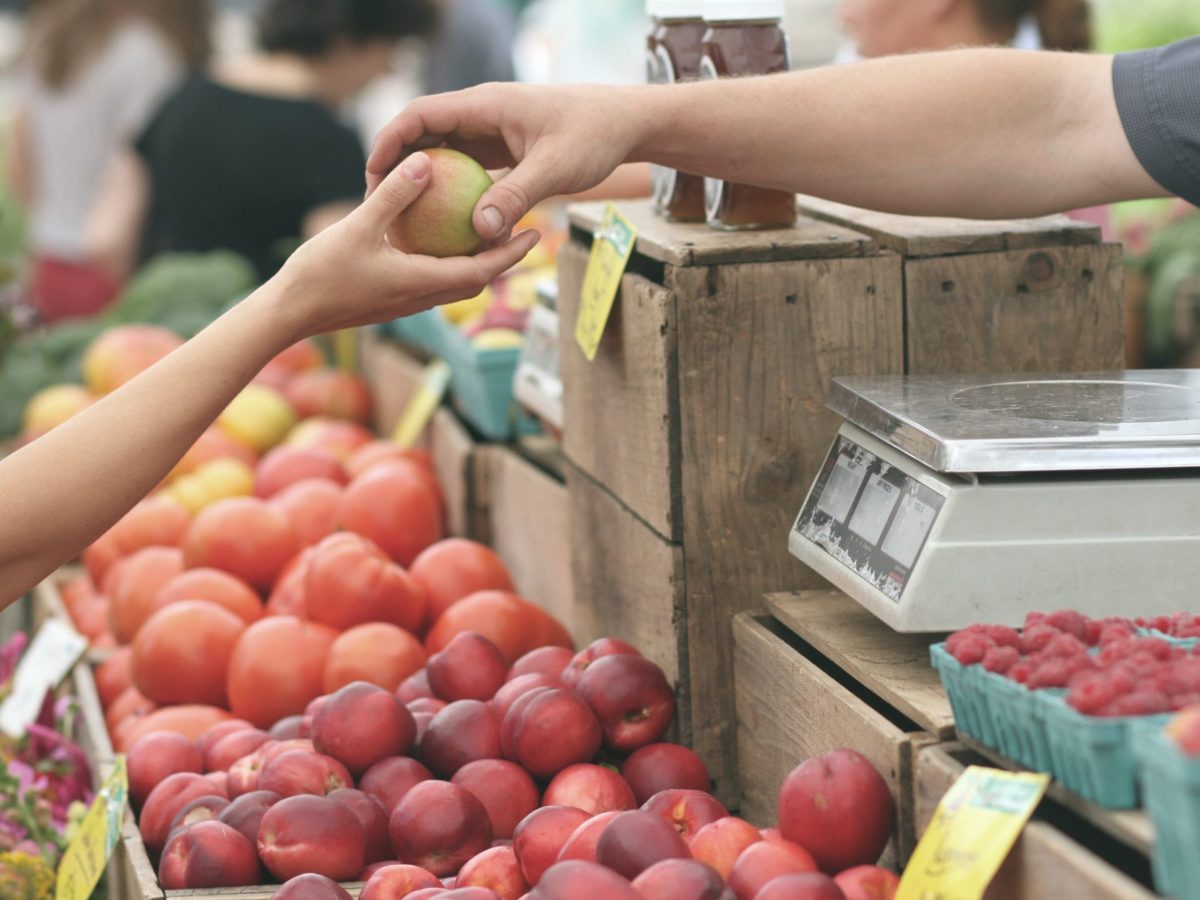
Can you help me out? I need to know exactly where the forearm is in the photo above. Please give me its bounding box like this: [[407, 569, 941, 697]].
[[0, 280, 302, 606], [632, 49, 1162, 218]]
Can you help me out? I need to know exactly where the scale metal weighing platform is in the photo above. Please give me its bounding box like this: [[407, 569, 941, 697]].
[[789, 371, 1200, 632]]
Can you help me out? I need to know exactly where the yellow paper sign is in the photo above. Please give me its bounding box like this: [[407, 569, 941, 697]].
[[575, 204, 638, 361], [392, 359, 451, 448], [56, 757, 128, 900], [897, 766, 1049, 900]]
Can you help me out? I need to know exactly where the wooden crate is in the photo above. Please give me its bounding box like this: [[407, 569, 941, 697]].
[[559, 199, 1125, 807], [915, 743, 1157, 899], [477, 441, 576, 635], [734, 590, 957, 860]]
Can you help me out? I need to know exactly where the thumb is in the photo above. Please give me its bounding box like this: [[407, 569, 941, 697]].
[[359, 152, 432, 232], [473, 152, 560, 240]]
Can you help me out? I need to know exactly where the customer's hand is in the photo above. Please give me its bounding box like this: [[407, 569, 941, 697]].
[[277, 150, 540, 341], [367, 83, 642, 243]]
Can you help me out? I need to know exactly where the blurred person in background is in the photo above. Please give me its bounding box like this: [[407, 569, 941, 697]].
[[7, 0, 211, 323], [88, 0, 437, 284], [423, 0, 516, 94]]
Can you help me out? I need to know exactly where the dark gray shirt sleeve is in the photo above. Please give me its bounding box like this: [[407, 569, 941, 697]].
[[1113, 37, 1200, 207]]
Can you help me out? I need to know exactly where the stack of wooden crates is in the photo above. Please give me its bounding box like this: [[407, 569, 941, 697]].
[[556, 198, 1125, 807]]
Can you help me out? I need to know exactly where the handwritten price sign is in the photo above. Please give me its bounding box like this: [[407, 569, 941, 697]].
[[575, 205, 638, 362], [56, 757, 127, 900]]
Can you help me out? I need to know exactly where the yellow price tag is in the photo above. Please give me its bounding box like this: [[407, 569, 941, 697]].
[[897, 766, 1049, 900], [392, 359, 451, 448], [575, 204, 638, 361], [56, 757, 127, 900]]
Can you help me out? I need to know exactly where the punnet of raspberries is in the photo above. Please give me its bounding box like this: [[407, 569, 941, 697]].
[[945, 611, 1200, 718]]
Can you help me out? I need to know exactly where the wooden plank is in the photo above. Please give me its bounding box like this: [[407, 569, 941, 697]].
[[765, 590, 955, 739], [733, 612, 932, 865], [558, 239, 680, 541], [676, 253, 905, 807], [486, 446, 576, 636], [428, 407, 477, 539], [915, 744, 1156, 899], [905, 244, 1126, 374], [567, 200, 875, 268], [359, 328, 427, 437], [117, 809, 163, 900], [796, 195, 1100, 257]]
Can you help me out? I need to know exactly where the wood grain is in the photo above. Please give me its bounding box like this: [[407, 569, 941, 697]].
[[359, 327, 427, 436], [558, 239, 681, 540], [567, 200, 875, 268], [905, 244, 1126, 374], [733, 612, 933, 863], [485, 446, 576, 636], [915, 744, 1156, 899], [796, 195, 1101, 257], [428, 407, 477, 539], [765, 590, 955, 739], [676, 254, 905, 801]]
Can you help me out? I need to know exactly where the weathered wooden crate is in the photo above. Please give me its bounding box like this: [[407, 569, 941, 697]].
[[915, 743, 1157, 899], [733, 590, 956, 864]]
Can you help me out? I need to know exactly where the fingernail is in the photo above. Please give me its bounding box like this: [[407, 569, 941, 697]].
[[401, 152, 430, 179], [480, 206, 504, 236]]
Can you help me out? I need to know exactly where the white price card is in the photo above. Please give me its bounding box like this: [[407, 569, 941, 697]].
[[0, 617, 87, 738], [514, 304, 564, 429]]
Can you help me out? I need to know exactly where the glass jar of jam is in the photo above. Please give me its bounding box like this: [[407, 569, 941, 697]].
[[646, 1, 707, 221], [700, 0, 796, 230]]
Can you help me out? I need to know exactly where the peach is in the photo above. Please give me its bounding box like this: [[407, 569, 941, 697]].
[[757, 873, 847, 900], [622, 743, 711, 805], [398, 669, 435, 703], [507, 647, 574, 683], [512, 806, 590, 886], [271, 715, 306, 741], [329, 788, 392, 865], [387, 148, 493, 258], [452, 760, 540, 841], [285, 417, 373, 462], [262, 738, 313, 765], [158, 819, 260, 889], [642, 789, 729, 840], [576, 654, 674, 752], [428, 632, 508, 702], [421, 700, 503, 778], [689, 816, 762, 881], [561, 639, 641, 689], [596, 810, 690, 880], [206, 728, 271, 773], [258, 794, 366, 881], [556, 811, 621, 864], [543, 765, 635, 817], [227, 747, 270, 797], [835, 865, 901, 900], [490, 674, 563, 720], [271, 873, 354, 899], [127, 732, 203, 809], [528, 860, 640, 899], [457, 845, 528, 900], [360, 863, 443, 899], [217, 790, 280, 845], [140, 772, 219, 855], [198, 719, 256, 760], [254, 446, 347, 498], [409, 697, 447, 716], [258, 749, 352, 797], [83, 324, 182, 395], [166, 795, 229, 840], [632, 858, 730, 900], [311, 681, 417, 775], [285, 369, 373, 424], [204, 771, 229, 797], [360, 756, 434, 815], [501, 688, 602, 780], [389, 781, 493, 877], [727, 839, 820, 900]]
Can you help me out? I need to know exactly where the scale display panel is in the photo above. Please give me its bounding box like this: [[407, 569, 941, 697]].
[[794, 434, 947, 602]]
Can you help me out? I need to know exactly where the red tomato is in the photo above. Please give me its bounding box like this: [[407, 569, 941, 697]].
[[409, 539, 515, 628]]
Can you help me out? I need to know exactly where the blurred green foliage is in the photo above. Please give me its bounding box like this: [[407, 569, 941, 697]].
[[1094, 0, 1200, 54]]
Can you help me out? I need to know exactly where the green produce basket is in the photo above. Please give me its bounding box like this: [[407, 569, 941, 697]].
[[437, 316, 538, 441], [380, 309, 445, 357], [1138, 725, 1200, 899], [931, 644, 999, 747]]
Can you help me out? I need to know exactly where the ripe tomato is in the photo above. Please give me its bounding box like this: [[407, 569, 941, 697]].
[[154, 567, 263, 625], [266, 549, 311, 617], [303, 533, 427, 633], [284, 369, 373, 424], [82, 529, 122, 584], [110, 496, 191, 554], [132, 600, 247, 706], [253, 446, 347, 498], [108, 547, 184, 644], [94, 647, 133, 710], [323, 622, 427, 693], [116, 705, 232, 752], [105, 686, 156, 734], [425, 590, 572, 664], [182, 497, 300, 592], [170, 427, 258, 481], [338, 460, 443, 566], [226, 615, 338, 728], [345, 441, 435, 481], [409, 539, 515, 627], [269, 478, 343, 548]]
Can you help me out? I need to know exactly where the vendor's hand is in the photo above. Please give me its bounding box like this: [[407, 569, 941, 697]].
[[367, 83, 642, 243], [276, 151, 540, 341]]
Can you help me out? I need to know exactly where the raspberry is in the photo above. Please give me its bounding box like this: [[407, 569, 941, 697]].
[[1023, 611, 1047, 630], [1101, 665, 1140, 697], [1045, 610, 1090, 642], [1027, 659, 1074, 689], [949, 634, 992, 666], [1131, 638, 1180, 662], [982, 645, 1020, 675], [1169, 693, 1200, 712], [1099, 638, 1135, 665], [1159, 659, 1200, 696], [1095, 690, 1169, 717], [1068, 673, 1118, 714], [982, 625, 1021, 649], [1043, 633, 1088, 660], [1085, 619, 1104, 647], [947, 626, 993, 657], [1007, 661, 1033, 684], [1020, 625, 1061, 655], [1099, 622, 1136, 646]]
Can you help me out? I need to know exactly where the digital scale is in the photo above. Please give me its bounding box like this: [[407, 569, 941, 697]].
[[789, 371, 1200, 632]]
